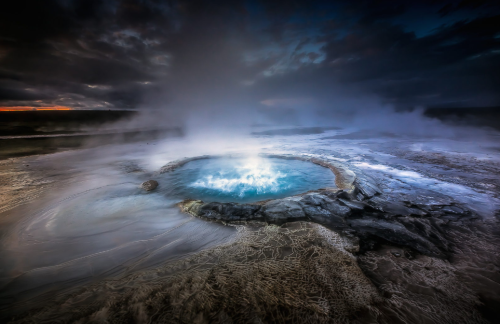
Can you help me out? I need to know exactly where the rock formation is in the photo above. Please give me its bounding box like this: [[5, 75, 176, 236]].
[[141, 179, 158, 191], [170, 154, 479, 259]]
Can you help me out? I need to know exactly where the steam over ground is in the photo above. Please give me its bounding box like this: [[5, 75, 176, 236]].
[[1, 1, 500, 323], [1, 112, 500, 322]]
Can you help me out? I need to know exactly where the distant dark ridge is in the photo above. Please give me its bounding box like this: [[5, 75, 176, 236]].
[[0, 110, 138, 136], [0, 110, 137, 124], [424, 107, 500, 130], [0, 127, 183, 160]]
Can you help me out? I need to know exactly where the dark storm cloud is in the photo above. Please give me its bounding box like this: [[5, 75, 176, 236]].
[[0, 0, 176, 108], [317, 13, 500, 107], [0, 0, 499, 111]]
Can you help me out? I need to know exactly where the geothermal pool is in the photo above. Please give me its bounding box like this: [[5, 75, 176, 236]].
[[159, 157, 337, 203], [0, 156, 337, 315]]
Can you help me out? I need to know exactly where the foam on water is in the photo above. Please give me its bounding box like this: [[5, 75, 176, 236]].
[[190, 157, 287, 196], [161, 157, 337, 203]]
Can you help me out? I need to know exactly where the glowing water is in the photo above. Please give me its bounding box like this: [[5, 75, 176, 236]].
[[161, 157, 337, 203], [191, 158, 287, 196]]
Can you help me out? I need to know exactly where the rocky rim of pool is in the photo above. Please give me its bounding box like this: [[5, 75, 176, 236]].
[[157, 153, 482, 259]]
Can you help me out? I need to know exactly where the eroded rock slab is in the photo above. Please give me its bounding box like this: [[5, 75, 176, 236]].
[[353, 176, 382, 199], [179, 184, 481, 259], [348, 218, 442, 256], [262, 198, 306, 222]]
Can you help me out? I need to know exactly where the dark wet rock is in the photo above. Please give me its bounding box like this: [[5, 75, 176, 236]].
[[429, 210, 446, 218], [407, 208, 428, 217], [353, 176, 382, 199], [398, 217, 449, 253], [141, 180, 158, 191], [180, 191, 463, 258], [177, 195, 468, 258], [335, 190, 360, 201], [261, 198, 306, 223], [355, 192, 366, 201], [364, 197, 386, 212], [407, 192, 456, 209], [181, 201, 248, 222], [181, 195, 353, 227], [299, 193, 326, 206], [442, 205, 465, 215], [349, 218, 443, 257], [335, 190, 349, 199], [367, 197, 427, 217], [194, 202, 262, 222], [338, 198, 366, 211], [342, 229, 357, 237], [324, 199, 351, 217], [198, 202, 224, 219], [391, 251, 401, 257], [221, 203, 261, 218], [298, 194, 351, 229], [304, 205, 347, 229], [299, 193, 351, 216]]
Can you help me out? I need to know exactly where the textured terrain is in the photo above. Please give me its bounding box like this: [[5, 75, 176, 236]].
[[1, 127, 500, 323]]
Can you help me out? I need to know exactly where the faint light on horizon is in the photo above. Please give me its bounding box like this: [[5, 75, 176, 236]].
[[0, 106, 73, 111]]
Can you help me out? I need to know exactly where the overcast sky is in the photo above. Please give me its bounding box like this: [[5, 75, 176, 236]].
[[0, 0, 499, 114]]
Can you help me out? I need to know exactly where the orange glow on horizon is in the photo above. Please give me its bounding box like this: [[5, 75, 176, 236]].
[[0, 106, 73, 111]]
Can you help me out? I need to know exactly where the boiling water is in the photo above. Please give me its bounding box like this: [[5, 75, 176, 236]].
[[159, 157, 337, 203]]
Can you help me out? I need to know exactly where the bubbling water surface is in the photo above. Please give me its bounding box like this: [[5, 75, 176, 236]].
[[160, 157, 337, 203]]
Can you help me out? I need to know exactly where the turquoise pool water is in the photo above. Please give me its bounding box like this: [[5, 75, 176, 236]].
[[160, 157, 337, 203]]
